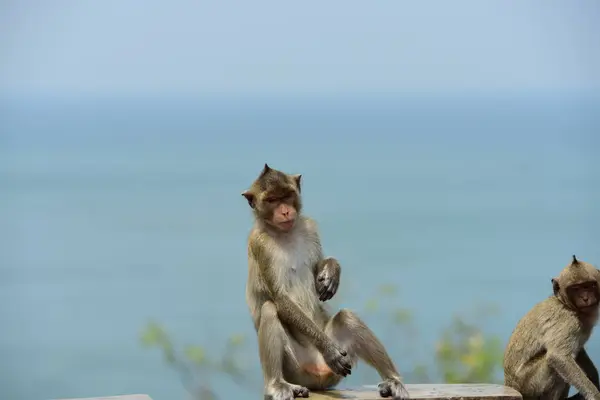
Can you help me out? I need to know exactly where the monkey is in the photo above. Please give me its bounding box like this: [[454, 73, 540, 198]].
[[242, 164, 410, 400], [503, 255, 600, 400]]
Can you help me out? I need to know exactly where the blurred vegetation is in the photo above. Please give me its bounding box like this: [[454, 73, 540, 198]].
[[140, 284, 503, 400], [140, 322, 259, 400]]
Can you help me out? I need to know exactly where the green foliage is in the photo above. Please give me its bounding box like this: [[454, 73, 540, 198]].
[[140, 321, 177, 364], [364, 284, 503, 384], [139, 321, 258, 399], [140, 284, 504, 399], [435, 316, 504, 384]]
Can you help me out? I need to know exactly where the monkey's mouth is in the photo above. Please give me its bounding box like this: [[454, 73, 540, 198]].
[[279, 220, 295, 231], [579, 303, 599, 312]]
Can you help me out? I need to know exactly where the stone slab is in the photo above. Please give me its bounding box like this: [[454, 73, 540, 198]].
[[56, 395, 152, 400], [309, 384, 522, 400], [53, 384, 521, 400]]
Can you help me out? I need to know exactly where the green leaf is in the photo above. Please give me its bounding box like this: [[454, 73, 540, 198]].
[[392, 308, 412, 325], [378, 284, 398, 296], [364, 298, 379, 312], [184, 345, 207, 366], [140, 322, 168, 347], [228, 334, 245, 347]]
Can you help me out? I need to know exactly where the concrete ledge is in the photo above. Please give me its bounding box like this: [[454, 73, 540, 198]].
[[56, 396, 152, 400], [309, 384, 522, 400], [54, 384, 522, 400]]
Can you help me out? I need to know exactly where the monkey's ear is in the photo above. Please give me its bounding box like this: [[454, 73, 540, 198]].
[[551, 278, 560, 295], [256, 163, 271, 179], [572, 254, 579, 265], [291, 174, 302, 191], [241, 190, 255, 208]]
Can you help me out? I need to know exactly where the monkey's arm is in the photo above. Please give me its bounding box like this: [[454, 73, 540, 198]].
[[546, 339, 600, 400], [577, 349, 600, 389], [562, 350, 600, 400], [547, 353, 600, 400], [306, 218, 341, 302], [315, 257, 341, 302], [270, 288, 330, 349], [250, 241, 334, 352]]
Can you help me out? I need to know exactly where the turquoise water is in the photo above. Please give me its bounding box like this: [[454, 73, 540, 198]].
[[1, 93, 598, 400]]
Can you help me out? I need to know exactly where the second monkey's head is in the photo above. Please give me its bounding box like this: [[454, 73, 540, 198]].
[[552, 255, 600, 314], [241, 164, 303, 233]]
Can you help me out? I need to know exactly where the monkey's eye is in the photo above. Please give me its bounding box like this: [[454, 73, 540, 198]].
[[582, 282, 597, 290], [265, 197, 278, 204]]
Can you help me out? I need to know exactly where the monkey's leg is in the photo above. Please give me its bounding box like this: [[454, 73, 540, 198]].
[[325, 309, 410, 400], [565, 349, 599, 400], [258, 301, 309, 400], [523, 359, 567, 400]]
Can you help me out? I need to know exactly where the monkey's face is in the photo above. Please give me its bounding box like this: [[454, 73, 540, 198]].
[[260, 190, 300, 232], [553, 256, 600, 314], [567, 281, 599, 313], [242, 164, 303, 233]]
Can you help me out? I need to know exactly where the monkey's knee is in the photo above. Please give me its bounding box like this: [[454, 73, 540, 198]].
[[258, 301, 285, 338], [327, 308, 366, 351], [260, 301, 278, 322], [332, 308, 365, 329], [333, 308, 357, 324]]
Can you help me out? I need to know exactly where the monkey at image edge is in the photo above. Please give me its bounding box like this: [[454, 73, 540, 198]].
[[241, 164, 410, 400], [504, 255, 600, 400]]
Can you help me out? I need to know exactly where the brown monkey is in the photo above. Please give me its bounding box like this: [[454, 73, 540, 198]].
[[242, 164, 409, 400], [503, 255, 600, 400]]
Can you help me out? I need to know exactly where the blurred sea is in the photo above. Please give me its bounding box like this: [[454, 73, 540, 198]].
[[0, 92, 598, 400]]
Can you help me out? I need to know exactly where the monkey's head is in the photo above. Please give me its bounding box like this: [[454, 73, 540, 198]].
[[552, 255, 600, 314], [241, 164, 302, 233]]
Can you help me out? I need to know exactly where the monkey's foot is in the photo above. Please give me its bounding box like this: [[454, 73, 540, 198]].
[[378, 378, 410, 400], [289, 383, 310, 398], [265, 380, 309, 400]]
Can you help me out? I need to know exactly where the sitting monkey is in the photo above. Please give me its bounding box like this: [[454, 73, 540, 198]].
[[242, 164, 409, 400], [504, 256, 600, 400]]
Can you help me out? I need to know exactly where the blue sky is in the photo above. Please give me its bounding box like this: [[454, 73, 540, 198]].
[[1, 0, 599, 96]]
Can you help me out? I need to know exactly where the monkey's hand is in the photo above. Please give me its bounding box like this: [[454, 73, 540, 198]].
[[378, 377, 410, 400], [316, 257, 341, 302], [322, 342, 352, 377]]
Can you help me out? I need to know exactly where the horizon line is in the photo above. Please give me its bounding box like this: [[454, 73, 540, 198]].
[[1, 87, 599, 102]]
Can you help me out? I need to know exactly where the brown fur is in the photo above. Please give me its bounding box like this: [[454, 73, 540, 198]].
[[503, 256, 600, 400], [242, 164, 409, 400]]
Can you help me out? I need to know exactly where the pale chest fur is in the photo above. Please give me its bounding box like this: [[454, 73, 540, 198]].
[[269, 230, 322, 315]]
